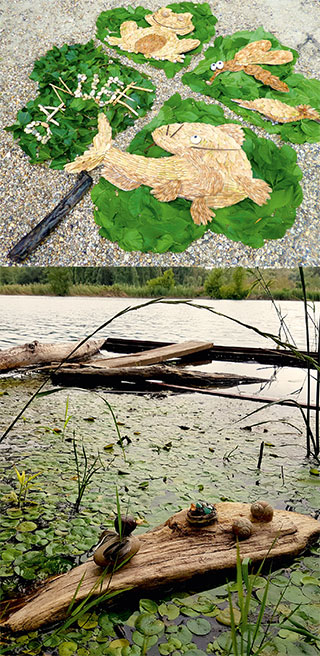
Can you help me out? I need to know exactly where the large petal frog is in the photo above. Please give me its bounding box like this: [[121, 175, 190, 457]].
[[65, 114, 272, 226], [106, 7, 200, 63]]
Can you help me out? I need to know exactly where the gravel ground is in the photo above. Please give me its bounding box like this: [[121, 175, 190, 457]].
[[0, 0, 319, 267]]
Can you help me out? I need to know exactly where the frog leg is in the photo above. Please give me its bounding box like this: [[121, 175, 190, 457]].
[[190, 198, 215, 225], [150, 180, 181, 202], [119, 21, 138, 37], [175, 38, 200, 54], [108, 21, 138, 45], [234, 174, 272, 205]]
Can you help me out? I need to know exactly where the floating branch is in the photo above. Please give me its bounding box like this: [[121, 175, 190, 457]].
[[1, 503, 319, 632]]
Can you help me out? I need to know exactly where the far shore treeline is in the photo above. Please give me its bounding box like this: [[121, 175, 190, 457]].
[[0, 267, 320, 300]]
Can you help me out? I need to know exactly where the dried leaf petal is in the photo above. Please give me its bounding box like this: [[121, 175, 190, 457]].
[[234, 40, 293, 65], [232, 98, 320, 123]]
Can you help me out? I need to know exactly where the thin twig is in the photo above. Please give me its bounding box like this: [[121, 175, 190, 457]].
[[115, 99, 139, 115], [257, 441, 264, 469], [59, 77, 74, 95]]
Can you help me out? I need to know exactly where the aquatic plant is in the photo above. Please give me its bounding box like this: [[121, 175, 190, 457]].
[[72, 436, 104, 513], [13, 467, 41, 509], [221, 559, 320, 655]]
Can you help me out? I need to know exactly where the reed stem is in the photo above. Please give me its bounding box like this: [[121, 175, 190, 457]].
[[299, 267, 312, 456]]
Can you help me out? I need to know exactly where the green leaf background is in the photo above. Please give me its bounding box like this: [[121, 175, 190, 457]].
[[92, 94, 303, 252], [6, 41, 155, 169], [182, 27, 320, 143], [96, 2, 217, 79]]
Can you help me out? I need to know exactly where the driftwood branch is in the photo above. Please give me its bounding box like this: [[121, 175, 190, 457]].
[[8, 172, 93, 262], [51, 363, 268, 389], [0, 339, 105, 372], [1, 503, 319, 632], [102, 338, 318, 369]]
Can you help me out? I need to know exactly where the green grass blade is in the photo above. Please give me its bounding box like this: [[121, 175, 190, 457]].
[[227, 588, 239, 656], [250, 576, 270, 651]]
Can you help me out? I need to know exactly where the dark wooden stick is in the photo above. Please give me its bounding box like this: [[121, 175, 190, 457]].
[[8, 172, 93, 262], [147, 381, 320, 411], [257, 441, 265, 469]]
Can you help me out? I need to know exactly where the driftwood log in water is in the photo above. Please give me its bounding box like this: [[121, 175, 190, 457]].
[[102, 338, 318, 369], [1, 503, 319, 632], [51, 363, 268, 389], [0, 339, 105, 371], [90, 341, 214, 369], [7, 172, 93, 262]]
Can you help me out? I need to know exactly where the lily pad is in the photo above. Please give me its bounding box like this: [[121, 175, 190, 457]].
[[109, 639, 130, 649], [58, 642, 78, 656], [139, 598, 158, 613], [132, 631, 159, 648], [186, 618, 212, 635], [216, 607, 241, 626], [135, 613, 164, 636], [158, 603, 180, 619], [16, 521, 37, 533], [77, 612, 99, 629]]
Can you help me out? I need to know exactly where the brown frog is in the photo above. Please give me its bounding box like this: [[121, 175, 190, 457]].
[[65, 114, 272, 226], [107, 7, 200, 63]]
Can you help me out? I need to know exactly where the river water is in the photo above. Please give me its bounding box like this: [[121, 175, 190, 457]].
[[0, 295, 319, 403]]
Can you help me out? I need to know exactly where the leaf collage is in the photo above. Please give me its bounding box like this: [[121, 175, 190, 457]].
[[96, 2, 218, 79], [93, 94, 303, 251], [6, 3, 319, 252], [182, 27, 320, 144], [6, 41, 156, 170]]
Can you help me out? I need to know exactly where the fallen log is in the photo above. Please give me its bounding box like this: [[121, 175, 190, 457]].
[[0, 338, 105, 372], [51, 363, 268, 389], [7, 172, 93, 262], [90, 340, 214, 369], [1, 503, 319, 632], [102, 338, 318, 369]]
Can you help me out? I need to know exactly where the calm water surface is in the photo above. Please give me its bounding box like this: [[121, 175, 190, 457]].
[[0, 295, 319, 403]]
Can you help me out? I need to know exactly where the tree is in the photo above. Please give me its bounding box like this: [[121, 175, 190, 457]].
[[47, 268, 71, 296], [204, 269, 224, 298], [232, 267, 246, 299], [0, 268, 19, 285], [146, 269, 175, 295]]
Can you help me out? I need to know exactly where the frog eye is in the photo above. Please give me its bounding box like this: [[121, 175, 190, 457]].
[[190, 135, 201, 144], [216, 60, 224, 69], [210, 62, 217, 71], [177, 15, 185, 21], [161, 9, 170, 16]]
